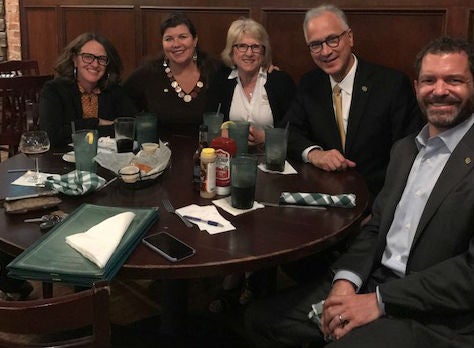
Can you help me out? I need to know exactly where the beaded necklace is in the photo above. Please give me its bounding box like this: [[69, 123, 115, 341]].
[[163, 60, 204, 103]]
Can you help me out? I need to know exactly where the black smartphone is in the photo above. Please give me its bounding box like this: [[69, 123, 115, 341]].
[[142, 232, 196, 262]]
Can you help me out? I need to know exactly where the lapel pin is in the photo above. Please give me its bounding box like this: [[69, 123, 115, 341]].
[[465, 157, 471, 165], [362, 86, 368, 92]]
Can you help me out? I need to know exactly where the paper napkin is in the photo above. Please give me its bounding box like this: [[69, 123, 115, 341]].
[[12, 171, 58, 187], [212, 197, 264, 216], [258, 161, 297, 174], [176, 204, 235, 234], [65, 211, 136, 268]]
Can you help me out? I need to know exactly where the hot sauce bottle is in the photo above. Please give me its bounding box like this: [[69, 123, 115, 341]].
[[210, 136, 237, 195]]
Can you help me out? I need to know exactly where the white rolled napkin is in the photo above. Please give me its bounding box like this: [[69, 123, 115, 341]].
[[65, 212, 136, 268]]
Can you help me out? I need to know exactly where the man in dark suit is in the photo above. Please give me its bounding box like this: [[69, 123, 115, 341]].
[[246, 36, 474, 348], [284, 4, 423, 199]]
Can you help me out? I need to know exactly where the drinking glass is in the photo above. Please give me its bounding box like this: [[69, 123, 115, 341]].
[[18, 130, 50, 183]]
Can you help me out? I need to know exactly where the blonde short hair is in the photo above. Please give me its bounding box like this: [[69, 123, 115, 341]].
[[221, 18, 272, 69]]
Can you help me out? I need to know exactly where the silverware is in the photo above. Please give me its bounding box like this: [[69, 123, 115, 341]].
[[97, 177, 117, 191], [162, 199, 193, 228], [260, 202, 327, 210], [7, 169, 34, 173]]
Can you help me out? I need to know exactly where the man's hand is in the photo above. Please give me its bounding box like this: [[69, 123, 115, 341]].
[[321, 281, 381, 340], [308, 149, 356, 171]]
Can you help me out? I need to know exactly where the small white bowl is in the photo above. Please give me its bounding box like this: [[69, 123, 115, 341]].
[[141, 142, 159, 153], [119, 165, 140, 183]]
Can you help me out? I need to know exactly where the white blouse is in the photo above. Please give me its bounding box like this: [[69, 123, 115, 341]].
[[228, 68, 273, 129]]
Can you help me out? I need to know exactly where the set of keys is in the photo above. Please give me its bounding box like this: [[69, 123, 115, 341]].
[[24, 214, 64, 231]]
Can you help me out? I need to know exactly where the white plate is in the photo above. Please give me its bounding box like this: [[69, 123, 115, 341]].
[[62, 151, 75, 163]]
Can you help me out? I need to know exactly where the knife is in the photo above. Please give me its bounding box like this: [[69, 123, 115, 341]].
[[260, 202, 326, 210]]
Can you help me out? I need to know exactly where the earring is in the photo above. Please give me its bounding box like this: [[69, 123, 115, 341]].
[[192, 50, 198, 61], [74, 67, 77, 80], [163, 57, 168, 67]]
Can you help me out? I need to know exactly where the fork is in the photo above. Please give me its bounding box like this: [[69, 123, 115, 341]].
[[162, 199, 193, 228]]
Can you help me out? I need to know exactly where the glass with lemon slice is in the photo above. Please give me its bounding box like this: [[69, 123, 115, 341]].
[[72, 129, 98, 173]]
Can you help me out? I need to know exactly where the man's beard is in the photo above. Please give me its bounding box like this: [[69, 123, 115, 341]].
[[422, 94, 474, 130]]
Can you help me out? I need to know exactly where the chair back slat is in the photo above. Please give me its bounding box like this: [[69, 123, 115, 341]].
[[0, 74, 53, 158], [0, 281, 110, 348], [0, 60, 40, 77]]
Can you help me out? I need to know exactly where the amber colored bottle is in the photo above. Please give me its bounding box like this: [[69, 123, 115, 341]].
[[210, 136, 237, 196], [193, 124, 208, 191]]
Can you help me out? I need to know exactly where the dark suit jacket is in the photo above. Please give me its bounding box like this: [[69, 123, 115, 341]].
[[284, 58, 424, 197], [333, 122, 474, 345], [39, 77, 137, 147], [206, 67, 296, 127]]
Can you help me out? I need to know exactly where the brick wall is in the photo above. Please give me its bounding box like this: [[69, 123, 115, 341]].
[[4, 0, 20, 60]]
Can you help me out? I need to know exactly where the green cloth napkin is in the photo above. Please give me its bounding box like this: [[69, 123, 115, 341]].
[[45, 171, 105, 196], [279, 192, 356, 208]]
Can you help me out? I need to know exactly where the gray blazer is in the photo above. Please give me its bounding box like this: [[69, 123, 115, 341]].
[[333, 122, 474, 343]]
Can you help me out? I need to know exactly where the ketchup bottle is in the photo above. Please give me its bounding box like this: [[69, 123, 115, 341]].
[[210, 136, 237, 195]]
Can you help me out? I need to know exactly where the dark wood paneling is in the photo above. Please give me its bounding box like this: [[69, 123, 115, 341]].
[[348, 10, 446, 81], [62, 7, 136, 78], [22, 8, 58, 75], [264, 10, 313, 83], [18, 1, 474, 83]]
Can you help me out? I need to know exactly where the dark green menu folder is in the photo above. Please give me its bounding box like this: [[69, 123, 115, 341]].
[[7, 204, 159, 287]]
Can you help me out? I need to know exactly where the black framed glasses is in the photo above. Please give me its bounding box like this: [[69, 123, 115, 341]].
[[78, 52, 109, 66], [233, 43, 265, 53], [308, 31, 348, 53]]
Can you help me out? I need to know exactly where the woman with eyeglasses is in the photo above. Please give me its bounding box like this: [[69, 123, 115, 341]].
[[39, 32, 137, 147], [206, 18, 295, 314], [206, 17, 295, 146], [123, 12, 221, 139]]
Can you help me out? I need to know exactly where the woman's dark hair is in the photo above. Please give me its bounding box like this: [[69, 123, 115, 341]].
[[157, 11, 220, 83], [160, 11, 197, 38], [54, 32, 123, 89]]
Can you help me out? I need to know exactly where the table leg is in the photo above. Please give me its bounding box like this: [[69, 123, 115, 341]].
[[159, 278, 189, 335]]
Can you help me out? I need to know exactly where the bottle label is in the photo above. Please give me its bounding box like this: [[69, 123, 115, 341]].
[[215, 148, 231, 187], [205, 162, 216, 193]]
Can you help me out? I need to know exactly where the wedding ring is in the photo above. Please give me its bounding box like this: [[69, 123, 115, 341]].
[[339, 314, 344, 325]]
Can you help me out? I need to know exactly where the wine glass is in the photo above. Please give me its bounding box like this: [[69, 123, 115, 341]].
[[18, 130, 50, 184]]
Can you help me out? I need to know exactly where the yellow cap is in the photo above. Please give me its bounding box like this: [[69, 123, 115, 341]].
[[202, 147, 215, 155]]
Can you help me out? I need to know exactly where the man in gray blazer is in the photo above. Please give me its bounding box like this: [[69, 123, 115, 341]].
[[284, 5, 423, 198], [246, 36, 474, 348]]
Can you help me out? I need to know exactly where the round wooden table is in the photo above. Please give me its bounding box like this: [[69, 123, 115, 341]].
[[0, 134, 368, 280]]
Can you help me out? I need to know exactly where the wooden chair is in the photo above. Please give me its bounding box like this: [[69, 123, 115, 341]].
[[0, 60, 39, 77], [0, 281, 111, 348], [0, 74, 53, 158]]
